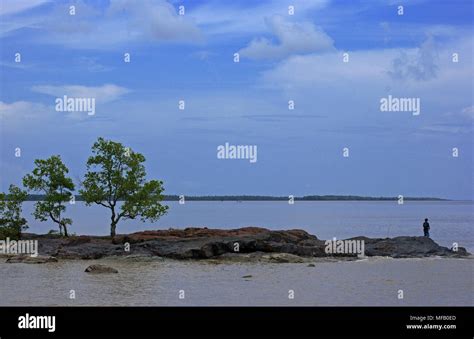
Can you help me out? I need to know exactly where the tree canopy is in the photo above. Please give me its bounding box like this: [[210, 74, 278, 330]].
[[23, 155, 75, 237], [0, 185, 28, 240], [80, 137, 168, 237]]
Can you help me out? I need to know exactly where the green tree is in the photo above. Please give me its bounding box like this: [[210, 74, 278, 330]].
[[23, 155, 75, 237], [80, 137, 168, 237], [0, 185, 28, 240]]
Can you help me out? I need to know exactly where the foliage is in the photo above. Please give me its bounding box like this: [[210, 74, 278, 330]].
[[80, 138, 168, 237], [0, 185, 28, 240], [23, 155, 75, 237]]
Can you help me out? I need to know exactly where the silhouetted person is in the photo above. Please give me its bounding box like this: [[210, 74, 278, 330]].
[[423, 218, 430, 237]]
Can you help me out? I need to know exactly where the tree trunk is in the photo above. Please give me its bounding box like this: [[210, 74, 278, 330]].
[[110, 222, 117, 238], [63, 224, 69, 237], [110, 207, 117, 238]]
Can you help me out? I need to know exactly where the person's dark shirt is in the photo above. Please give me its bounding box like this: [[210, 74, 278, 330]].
[[423, 221, 430, 230]]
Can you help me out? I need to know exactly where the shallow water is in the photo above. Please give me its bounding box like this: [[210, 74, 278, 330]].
[[1, 257, 472, 306]]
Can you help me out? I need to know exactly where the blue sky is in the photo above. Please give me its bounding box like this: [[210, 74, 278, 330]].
[[0, 0, 473, 199]]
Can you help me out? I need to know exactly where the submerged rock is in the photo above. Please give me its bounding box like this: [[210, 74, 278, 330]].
[[6, 255, 58, 264], [85, 264, 118, 274], [120, 254, 164, 262], [261, 253, 308, 263]]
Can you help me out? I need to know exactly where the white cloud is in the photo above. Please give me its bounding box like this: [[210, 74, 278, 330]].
[[105, 0, 202, 42], [190, 0, 329, 36], [0, 101, 48, 117], [444, 105, 474, 121], [2, 0, 202, 48], [261, 36, 473, 91], [0, 0, 49, 16], [0, 101, 56, 125], [261, 49, 393, 90], [460, 106, 474, 120], [75, 57, 113, 73], [239, 16, 334, 60], [192, 50, 215, 61], [388, 36, 439, 81], [257, 36, 473, 139], [31, 84, 130, 103]]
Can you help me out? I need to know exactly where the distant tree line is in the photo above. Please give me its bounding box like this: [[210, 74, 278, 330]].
[[0, 137, 168, 240], [23, 194, 446, 202]]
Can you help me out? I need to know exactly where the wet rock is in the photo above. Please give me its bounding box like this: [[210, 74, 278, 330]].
[[6, 255, 58, 264], [121, 254, 164, 262], [85, 264, 118, 274], [261, 253, 307, 263], [54, 242, 123, 260], [19, 228, 471, 261], [359, 236, 465, 258]]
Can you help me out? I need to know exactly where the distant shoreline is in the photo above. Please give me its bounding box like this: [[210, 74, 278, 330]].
[[23, 194, 450, 202]]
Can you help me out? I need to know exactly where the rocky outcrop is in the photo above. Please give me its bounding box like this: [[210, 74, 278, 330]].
[[85, 264, 118, 274], [15, 228, 470, 262], [351, 236, 470, 258]]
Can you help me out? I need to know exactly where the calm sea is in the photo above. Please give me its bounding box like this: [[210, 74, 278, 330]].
[[22, 200, 473, 252]]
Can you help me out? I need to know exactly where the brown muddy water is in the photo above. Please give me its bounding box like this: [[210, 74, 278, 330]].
[[0, 257, 472, 306]]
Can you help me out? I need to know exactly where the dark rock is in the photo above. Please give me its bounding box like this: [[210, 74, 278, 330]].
[[18, 228, 471, 261], [64, 236, 91, 247], [6, 255, 58, 264], [261, 253, 307, 263], [85, 264, 118, 274], [359, 236, 460, 258]]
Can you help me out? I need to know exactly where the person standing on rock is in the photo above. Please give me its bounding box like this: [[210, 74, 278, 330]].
[[423, 218, 430, 237]]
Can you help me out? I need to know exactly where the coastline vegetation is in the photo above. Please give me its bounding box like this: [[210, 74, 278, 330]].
[[0, 136, 448, 240], [0, 137, 168, 239], [22, 194, 448, 202]]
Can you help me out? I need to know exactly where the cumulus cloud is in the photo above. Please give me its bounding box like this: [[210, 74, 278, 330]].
[[261, 36, 473, 92], [258, 36, 473, 142], [31, 84, 130, 103], [239, 16, 334, 60], [261, 50, 394, 91], [388, 36, 439, 81]]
